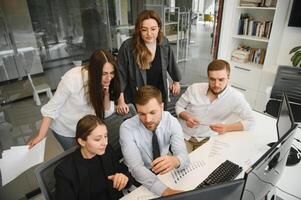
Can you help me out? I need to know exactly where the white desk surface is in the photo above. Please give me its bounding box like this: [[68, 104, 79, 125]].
[[122, 112, 301, 200]]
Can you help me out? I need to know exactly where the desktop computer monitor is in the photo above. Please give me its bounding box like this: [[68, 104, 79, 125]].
[[272, 92, 299, 166], [153, 179, 245, 200], [241, 123, 298, 200], [276, 92, 295, 140]]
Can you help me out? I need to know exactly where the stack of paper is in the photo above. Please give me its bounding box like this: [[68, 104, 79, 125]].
[[0, 138, 46, 186]]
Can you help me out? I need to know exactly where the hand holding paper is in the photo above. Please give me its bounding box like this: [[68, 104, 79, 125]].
[[0, 138, 46, 186]]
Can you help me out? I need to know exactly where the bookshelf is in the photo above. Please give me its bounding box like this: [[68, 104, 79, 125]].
[[218, 0, 290, 112]]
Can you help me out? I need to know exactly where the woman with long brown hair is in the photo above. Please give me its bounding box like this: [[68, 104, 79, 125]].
[[27, 50, 121, 150], [116, 10, 181, 115]]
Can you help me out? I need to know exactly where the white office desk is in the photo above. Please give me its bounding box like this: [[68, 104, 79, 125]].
[[122, 112, 301, 200]]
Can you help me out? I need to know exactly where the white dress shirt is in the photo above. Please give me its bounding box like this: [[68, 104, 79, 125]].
[[41, 67, 114, 137], [175, 83, 255, 140], [119, 111, 189, 196]]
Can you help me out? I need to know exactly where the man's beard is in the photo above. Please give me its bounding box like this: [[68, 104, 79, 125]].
[[143, 121, 159, 131], [209, 85, 227, 95]]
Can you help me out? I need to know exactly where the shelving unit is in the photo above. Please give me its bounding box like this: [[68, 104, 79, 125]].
[[232, 35, 269, 43], [163, 7, 180, 43], [218, 0, 290, 111]]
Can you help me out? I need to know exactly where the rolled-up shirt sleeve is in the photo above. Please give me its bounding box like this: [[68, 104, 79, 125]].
[[41, 76, 73, 120], [235, 94, 256, 130], [119, 123, 167, 195]]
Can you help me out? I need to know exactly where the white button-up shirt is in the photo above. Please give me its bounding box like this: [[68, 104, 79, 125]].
[[175, 83, 255, 140], [41, 67, 114, 137]]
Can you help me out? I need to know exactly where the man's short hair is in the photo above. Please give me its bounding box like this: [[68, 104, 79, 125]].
[[135, 85, 162, 105], [207, 59, 230, 75]]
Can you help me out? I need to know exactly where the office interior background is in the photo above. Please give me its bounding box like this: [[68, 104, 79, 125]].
[[0, 0, 300, 199]]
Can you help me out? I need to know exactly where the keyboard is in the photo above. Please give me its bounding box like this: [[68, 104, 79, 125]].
[[195, 160, 243, 189]]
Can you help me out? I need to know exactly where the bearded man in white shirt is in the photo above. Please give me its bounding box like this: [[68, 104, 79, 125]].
[[175, 59, 255, 153]]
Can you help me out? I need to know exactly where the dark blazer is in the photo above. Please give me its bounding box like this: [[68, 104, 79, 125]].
[[54, 145, 132, 200], [117, 37, 181, 104]]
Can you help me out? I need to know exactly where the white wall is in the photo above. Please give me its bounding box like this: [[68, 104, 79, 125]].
[[277, 27, 301, 66], [274, 0, 301, 67]]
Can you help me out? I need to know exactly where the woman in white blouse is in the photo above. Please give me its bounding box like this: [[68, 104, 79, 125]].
[[27, 50, 121, 150]]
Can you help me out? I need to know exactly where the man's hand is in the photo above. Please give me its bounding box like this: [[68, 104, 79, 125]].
[[108, 173, 129, 191], [186, 116, 200, 128], [151, 155, 180, 175], [161, 187, 184, 196], [209, 123, 228, 134]]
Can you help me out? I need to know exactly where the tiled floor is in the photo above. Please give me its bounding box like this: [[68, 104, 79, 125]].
[[0, 20, 214, 200]]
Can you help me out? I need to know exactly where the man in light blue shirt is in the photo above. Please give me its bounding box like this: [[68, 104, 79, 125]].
[[120, 85, 189, 197]]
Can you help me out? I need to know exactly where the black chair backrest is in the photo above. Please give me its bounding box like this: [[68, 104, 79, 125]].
[[265, 66, 301, 121], [270, 66, 301, 104], [34, 146, 78, 200], [104, 104, 136, 161]]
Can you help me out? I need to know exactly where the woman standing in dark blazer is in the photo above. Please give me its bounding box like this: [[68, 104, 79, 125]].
[[116, 10, 181, 115], [54, 115, 132, 200]]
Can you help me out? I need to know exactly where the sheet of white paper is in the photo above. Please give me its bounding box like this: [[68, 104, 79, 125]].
[[0, 138, 46, 186], [194, 125, 218, 137], [158, 157, 225, 191], [120, 186, 159, 200]]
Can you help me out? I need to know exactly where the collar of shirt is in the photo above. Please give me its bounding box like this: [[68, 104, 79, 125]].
[[205, 84, 230, 103]]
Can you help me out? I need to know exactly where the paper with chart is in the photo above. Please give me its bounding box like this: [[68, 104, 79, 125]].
[[0, 138, 46, 186], [120, 159, 213, 200], [207, 133, 270, 168]]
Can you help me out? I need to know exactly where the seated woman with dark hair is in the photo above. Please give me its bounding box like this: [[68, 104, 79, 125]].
[[54, 115, 132, 200]]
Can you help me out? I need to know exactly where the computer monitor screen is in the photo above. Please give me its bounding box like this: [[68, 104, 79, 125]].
[[241, 124, 298, 200], [153, 179, 245, 200], [276, 92, 295, 140]]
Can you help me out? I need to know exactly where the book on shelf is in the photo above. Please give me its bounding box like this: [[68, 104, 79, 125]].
[[240, 0, 261, 7], [232, 45, 266, 65], [238, 14, 272, 39], [240, 0, 277, 7], [248, 20, 254, 36], [231, 49, 250, 63]]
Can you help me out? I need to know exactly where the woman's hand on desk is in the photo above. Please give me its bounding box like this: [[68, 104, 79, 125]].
[[108, 173, 129, 191], [161, 187, 184, 196]]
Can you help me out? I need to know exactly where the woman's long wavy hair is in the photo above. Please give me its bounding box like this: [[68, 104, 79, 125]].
[[83, 50, 121, 119], [133, 10, 164, 70]]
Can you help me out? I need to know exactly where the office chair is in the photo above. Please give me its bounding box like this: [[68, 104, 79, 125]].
[[104, 104, 137, 161], [264, 66, 301, 122], [166, 85, 188, 117], [34, 146, 78, 200]]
